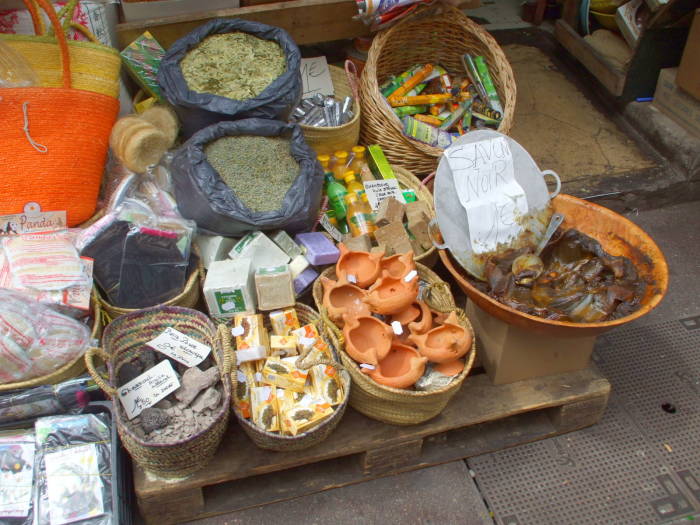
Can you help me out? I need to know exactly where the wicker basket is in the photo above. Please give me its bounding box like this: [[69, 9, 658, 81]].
[[97, 252, 204, 322], [229, 303, 351, 451], [312, 263, 476, 425], [394, 165, 438, 267], [359, 4, 517, 175], [300, 63, 361, 156], [0, 288, 103, 393], [85, 306, 231, 478]]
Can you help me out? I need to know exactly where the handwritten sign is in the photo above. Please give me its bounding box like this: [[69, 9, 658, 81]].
[[445, 136, 528, 254], [300, 57, 334, 98], [118, 360, 180, 419], [147, 327, 211, 367], [363, 179, 406, 211]]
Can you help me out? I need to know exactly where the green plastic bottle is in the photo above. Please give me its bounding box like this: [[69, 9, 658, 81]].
[[324, 172, 348, 221]]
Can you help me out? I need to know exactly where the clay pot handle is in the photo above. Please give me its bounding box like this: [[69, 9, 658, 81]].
[[84, 347, 116, 397]]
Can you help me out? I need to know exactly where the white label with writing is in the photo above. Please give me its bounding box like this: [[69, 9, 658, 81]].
[[0, 208, 66, 235], [300, 57, 334, 98], [147, 327, 211, 367], [391, 321, 403, 335], [320, 213, 343, 242], [118, 360, 180, 419], [445, 136, 528, 254], [363, 179, 406, 211]]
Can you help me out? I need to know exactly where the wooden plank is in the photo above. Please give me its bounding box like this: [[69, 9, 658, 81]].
[[138, 487, 204, 525], [162, 411, 558, 523], [116, 0, 370, 49], [561, 0, 581, 29], [116, 0, 482, 49], [134, 367, 609, 500], [361, 438, 424, 475], [554, 19, 627, 97]]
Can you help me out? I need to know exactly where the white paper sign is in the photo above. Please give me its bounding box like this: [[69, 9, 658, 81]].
[[445, 136, 528, 254], [147, 327, 211, 367], [118, 360, 180, 419], [44, 443, 104, 525], [363, 179, 406, 211], [300, 57, 334, 98]]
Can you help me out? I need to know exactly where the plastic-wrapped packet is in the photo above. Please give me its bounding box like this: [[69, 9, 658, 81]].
[[0, 378, 93, 427], [0, 290, 91, 386], [33, 413, 112, 525], [0, 429, 35, 525], [116, 218, 194, 308], [0, 41, 37, 88], [1, 232, 89, 292]]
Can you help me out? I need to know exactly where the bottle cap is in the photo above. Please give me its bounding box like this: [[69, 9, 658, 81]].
[[343, 172, 356, 183], [351, 145, 366, 155], [318, 154, 330, 165], [334, 150, 348, 159]]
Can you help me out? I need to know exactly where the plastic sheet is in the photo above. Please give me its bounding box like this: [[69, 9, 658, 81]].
[[158, 18, 302, 138], [171, 119, 323, 236]]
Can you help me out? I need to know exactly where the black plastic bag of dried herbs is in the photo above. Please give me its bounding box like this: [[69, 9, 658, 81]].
[[158, 18, 302, 138], [171, 119, 323, 236]]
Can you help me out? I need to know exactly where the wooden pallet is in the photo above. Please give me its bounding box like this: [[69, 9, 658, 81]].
[[134, 366, 610, 524]]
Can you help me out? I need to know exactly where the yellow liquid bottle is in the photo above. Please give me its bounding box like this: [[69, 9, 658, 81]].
[[343, 171, 365, 197], [317, 154, 331, 172], [345, 192, 376, 237], [349, 145, 366, 174], [333, 150, 349, 180]]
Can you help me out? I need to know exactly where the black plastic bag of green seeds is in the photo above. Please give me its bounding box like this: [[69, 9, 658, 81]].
[[171, 119, 324, 236], [158, 18, 302, 139]]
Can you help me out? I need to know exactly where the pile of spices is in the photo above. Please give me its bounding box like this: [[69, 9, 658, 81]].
[[181, 32, 286, 100], [205, 135, 299, 212]]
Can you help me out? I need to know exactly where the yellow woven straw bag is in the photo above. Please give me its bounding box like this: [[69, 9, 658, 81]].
[[0, 0, 120, 98]]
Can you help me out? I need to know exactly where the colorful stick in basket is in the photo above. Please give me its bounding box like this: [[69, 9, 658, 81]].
[[388, 64, 434, 101]]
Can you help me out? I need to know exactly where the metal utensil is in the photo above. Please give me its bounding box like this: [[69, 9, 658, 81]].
[[511, 212, 565, 284]]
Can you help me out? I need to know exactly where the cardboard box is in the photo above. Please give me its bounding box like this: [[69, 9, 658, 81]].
[[466, 300, 596, 385], [676, 9, 700, 101], [121, 0, 238, 22], [653, 68, 700, 137]]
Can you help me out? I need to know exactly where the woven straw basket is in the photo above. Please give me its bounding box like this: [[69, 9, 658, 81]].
[[394, 165, 438, 267], [230, 303, 351, 451], [97, 253, 204, 322], [301, 63, 361, 156], [312, 263, 476, 425], [85, 306, 231, 478], [359, 4, 517, 175], [0, 288, 103, 393], [0, 0, 121, 99]]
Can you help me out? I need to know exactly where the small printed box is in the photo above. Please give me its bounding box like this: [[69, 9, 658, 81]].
[[270, 335, 299, 358], [261, 357, 308, 393], [269, 308, 301, 336]]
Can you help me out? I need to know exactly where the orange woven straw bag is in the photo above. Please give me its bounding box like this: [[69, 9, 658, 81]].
[[0, 0, 118, 226]]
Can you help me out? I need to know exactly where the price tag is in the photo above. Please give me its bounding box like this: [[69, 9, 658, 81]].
[[320, 213, 343, 242], [147, 327, 211, 367], [118, 360, 180, 419], [300, 57, 334, 98], [363, 179, 406, 210]]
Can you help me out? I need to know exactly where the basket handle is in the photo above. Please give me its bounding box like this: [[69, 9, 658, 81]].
[[344, 60, 361, 103], [84, 347, 117, 396], [422, 280, 458, 314], [217, 322, 234, 376], [22, 0, 72, 88]]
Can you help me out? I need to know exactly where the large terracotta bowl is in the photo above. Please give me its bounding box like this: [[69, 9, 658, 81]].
[[440, 194, 669, 338]]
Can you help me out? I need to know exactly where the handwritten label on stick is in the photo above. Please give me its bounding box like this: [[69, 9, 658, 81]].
[[363, 179, 406, 210], [300, 57, 334, 98], [147, 327, 211, 367], [445, 136, 528, 254], [118, 360, 180, 419]]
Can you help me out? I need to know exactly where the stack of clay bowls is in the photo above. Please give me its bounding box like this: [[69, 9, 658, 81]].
[[320, 243, 472, 390]]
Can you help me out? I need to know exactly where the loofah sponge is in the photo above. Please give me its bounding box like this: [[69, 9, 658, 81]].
[[140, 106, 179, 147]]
